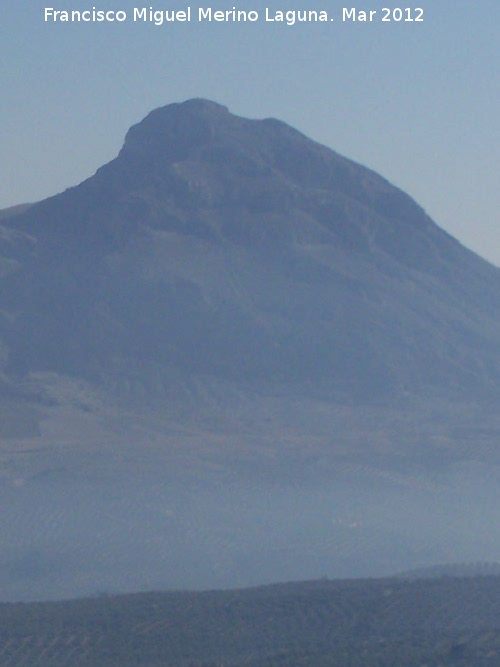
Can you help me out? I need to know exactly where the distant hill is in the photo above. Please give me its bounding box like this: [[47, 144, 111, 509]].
[[0, 576, 499, 666], [398, 562, 500, 579]]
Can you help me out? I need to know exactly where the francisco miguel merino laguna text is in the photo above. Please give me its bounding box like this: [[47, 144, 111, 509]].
[[44, 7, 332, 25]]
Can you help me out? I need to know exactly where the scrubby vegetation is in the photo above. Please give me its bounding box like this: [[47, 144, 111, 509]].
[[0, 575, 499, 666]]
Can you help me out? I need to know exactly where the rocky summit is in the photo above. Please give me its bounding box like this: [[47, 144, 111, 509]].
[[0, 100, 499, 599]]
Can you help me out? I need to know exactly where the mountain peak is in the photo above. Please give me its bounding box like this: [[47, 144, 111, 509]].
[[120, 98, 234, 160], [139, 98, 232, 129], [168, 97, 230, 113]]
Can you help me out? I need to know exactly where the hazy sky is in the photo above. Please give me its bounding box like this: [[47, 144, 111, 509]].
[[1, 0, 498, 265]]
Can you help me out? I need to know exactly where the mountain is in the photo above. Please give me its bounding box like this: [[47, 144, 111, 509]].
[[2, 99, 499, 395], [0, 99, 499, 600]]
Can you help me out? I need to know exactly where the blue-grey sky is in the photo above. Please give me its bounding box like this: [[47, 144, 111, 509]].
[[1, 0, 499, 265]]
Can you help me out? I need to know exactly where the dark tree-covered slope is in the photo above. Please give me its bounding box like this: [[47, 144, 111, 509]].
[[0, 576, 499, 666]]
